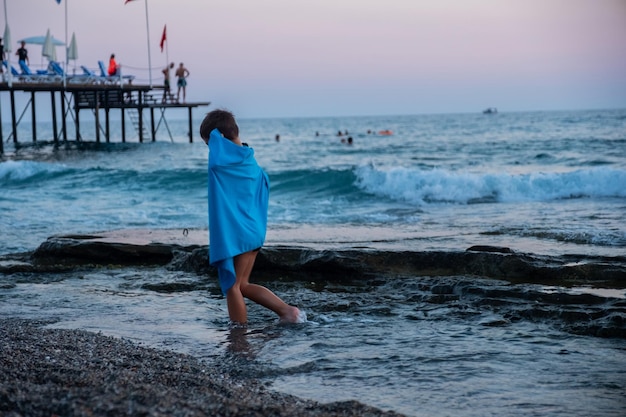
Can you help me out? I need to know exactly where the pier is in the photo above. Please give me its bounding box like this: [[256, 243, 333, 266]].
[[0, 76, 210, 154]]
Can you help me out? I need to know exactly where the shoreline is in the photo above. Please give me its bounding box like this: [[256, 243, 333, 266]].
[[1, 228, 625, 341], [0, 318, 404, 417], [1, 229, 626, 414]]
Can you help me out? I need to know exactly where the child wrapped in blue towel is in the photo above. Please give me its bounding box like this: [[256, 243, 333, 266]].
[[201, 109, 305, 326]]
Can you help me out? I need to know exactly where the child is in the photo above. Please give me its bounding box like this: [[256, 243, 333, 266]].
[[200, 109, 304, 326]]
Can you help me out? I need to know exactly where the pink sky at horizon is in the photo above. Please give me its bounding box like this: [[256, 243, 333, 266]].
[[3, 0, 626, 118]]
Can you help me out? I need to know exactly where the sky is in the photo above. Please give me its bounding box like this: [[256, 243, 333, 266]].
[[3, 0, 626, 118]]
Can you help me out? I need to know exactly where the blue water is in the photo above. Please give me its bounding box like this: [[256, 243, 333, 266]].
[[1, 108, 626, 416], [2, 109, 625, 256]]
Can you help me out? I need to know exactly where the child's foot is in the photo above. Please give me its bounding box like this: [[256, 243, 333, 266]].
[[228, 320, 248, 329], [279, 306, 307, 324]]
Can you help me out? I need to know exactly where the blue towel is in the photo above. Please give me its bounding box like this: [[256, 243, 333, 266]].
[[207, 128, 269, 294]]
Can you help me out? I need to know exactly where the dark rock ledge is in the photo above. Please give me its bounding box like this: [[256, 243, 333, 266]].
[[1, 230, 624, 289], [10, 231, 621, 341]]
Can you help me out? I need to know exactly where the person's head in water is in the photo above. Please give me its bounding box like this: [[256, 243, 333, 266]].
[[200, 109, 239, 143]]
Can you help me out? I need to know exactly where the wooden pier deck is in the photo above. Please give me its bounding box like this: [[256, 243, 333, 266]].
[[0, 77, 210, 154]]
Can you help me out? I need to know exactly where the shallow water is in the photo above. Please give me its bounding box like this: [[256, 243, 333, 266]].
[[1, 266, 624, 417]]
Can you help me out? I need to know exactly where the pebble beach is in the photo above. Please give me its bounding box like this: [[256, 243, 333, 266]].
[[1, 318, 404, 417]]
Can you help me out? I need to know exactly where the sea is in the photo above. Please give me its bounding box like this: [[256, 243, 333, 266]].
[[1, 108, 625, 416]]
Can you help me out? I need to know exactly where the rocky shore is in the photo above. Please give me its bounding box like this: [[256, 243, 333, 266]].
[[1, 229, 625, 415]]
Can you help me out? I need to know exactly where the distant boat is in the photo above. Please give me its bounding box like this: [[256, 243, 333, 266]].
[[483, 107, 498, 114]]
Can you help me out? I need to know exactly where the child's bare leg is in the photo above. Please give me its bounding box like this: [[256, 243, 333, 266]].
[[241, 283, 302, 323], [233, 251, 302, 323], [226, 285, 247, 325], [226, 251, 259, 325]]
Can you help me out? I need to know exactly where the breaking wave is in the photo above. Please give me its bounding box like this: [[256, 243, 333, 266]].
[[354, 165, 626, 205]]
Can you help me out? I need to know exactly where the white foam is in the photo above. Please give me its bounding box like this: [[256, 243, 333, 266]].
[[277, 309, 308, 325], [296, 309, 308, 323], [355, 165, 626, 205]]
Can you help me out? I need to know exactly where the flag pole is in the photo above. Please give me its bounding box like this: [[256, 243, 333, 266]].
[[144, 0, 152, 86], [165, 27, 169, 71], [3, 0, 10, 87], [63, 0, 68, 87], [161, 25, 170, 67]]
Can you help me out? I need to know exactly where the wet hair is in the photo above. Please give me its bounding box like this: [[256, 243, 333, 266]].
[[200, 109, 239, 141]]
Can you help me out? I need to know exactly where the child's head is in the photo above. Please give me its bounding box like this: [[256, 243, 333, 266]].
[[200, 109, 239, 143]]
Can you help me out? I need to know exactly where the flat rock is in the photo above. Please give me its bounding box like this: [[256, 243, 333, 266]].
[[0, 229, 620, 289]]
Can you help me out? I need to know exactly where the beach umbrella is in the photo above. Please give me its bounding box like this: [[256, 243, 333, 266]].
[[18, 35, 65, 46], [4, 24, 12, 86], [67, 32, 78, 61], [3, 24, 11, 53], [18, 33, 64, 65], [42, 29, 57, 62]]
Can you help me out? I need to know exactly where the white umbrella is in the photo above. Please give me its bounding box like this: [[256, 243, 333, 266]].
[[42, 29, 56, 62], [3, 24, 11, 53], [3, 24, 11, 85], [67, 32, 78, 61]]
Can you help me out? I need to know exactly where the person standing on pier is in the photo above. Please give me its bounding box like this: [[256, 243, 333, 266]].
[[162, 62, 175, 103], [16, 41, 29, 66], [200, 109, 305, 326], [175, 62, 190, 103]]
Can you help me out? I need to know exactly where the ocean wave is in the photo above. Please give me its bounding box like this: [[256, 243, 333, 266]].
[[91, 168, 207, 193], [0, 160, 71, 184], [354, 165, 626, 204], [270, 168, 358, 196], [0, 159, 207, 193], [483, 227, 626, 247]]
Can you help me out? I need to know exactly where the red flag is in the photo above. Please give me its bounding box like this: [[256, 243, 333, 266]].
[[160, 25, 167, 52]]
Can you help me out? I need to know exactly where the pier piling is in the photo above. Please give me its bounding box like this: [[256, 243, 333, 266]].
[[1, 80, 209, 152]]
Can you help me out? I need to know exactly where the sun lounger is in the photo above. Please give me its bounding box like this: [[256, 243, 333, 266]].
[[19, 61, 49, 76], [2, 61, 20, 77], [19, 60, 33, 75], [98, 60, 135, 84], [76, 65, 102, 84], [98, 60, 109, 78], [81, 65, 97, 77], [48, 61, 65, 76], [16, 61, 61, 83], [47, 61, 93, 84]]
